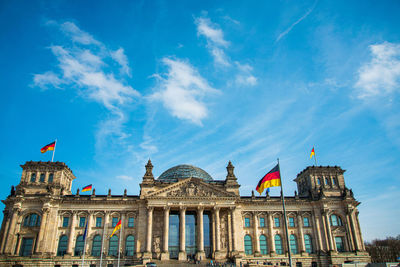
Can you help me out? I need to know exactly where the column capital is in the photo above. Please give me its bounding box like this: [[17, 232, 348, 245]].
[[229, 206, 236, 211], [180, 206, 187, 212], [213, 206, 220, 212], [164, 206, 170, 212], [197, 206, 204, 212], [147, 206, 154, 212]]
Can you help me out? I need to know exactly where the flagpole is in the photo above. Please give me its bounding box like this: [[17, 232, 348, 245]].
[[82, 222, 88, 267], [313, 146, 318, 166], [117, 217, 123, 267], [277, 158, 292, 267], [52, 139, 57, 162], [100, 213, 107, 267]]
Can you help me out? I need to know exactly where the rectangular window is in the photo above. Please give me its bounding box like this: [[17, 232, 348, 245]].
[[48, 173, 54, 183], [259, 217, 265, 227], [19, 237, 33, 256], [289, 217, 295, 227], [79, 217, 86, 227], [40, 173, 45, 182], [112, 217, 119, 227], [96, 217, 102, 227], [303, 217, 310, 227], [335, 236, 345, 252], [30, 173, 36, 182], [128, 217, 134, 228], [62, 217, 69, 227], [244, 217, 250, 227], [274, 217, 280, 227]]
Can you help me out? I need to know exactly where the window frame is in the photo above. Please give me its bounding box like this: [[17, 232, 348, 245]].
[[112, 217, 119, 227], [274, 217, 280, 227], [127, 217, 134, 228], [79, 216, 86, 228], [259, 217, 265, 227], [290, 234, 298, 254], [30, 173, 36, 182], [244, 235, 253, 255], [62, 216, 69, 228], [289, 217, 295, 227], [304, 234, 313, 253], [125, 235, 135, 256], [57, 235, 68, 256], [259, 234, 268, 255], [96, 217, 102, 228], [244, 217, 251, 228], [303, 217, 310, 227], [275, 234, 283, 255]]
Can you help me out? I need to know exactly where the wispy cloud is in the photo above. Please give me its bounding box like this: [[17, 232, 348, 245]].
[[150, 57, 219, 125], [111, 48, 131, 77], [235, 62, 258, 86], [195, 17, 231, 67], [195, 15, 257, 86], [276, 0, 318, 42], [355, 42, 400, 98], [33, 21, 139, 152]]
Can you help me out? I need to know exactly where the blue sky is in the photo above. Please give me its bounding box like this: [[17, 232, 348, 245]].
[[1, 0, 400, 241]]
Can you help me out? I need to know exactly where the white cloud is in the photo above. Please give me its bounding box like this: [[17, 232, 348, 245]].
[[276, 0, 318, 42], [111, 48, 131, 77], [195, 17, 229, 47], [33, 21, 140, 155], [60, 21, 102, 46], [150, 57, 219, 125], [33, 71, 64, 89], [195, 17, 231, 67], [235, 62, 258, 86], [355, 42, 400, 98]]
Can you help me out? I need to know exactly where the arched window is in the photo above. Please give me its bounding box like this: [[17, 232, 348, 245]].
[[304, 234, 313, 253], [274, 234, 283, 255], [91, 235, 102, 256], [40, 173, 45, 182], [30, 173, 36, 182], [125, 235, 135, 256], [259, 235, 268, 255], [330, 215, 343, 226], [290, 234, 298, 254], [109, 235, 119, 256], [74, 235, 84, 256], [23, 213, 41, 227], [244, 235, 253, 255], [57, 235, 68, 256]]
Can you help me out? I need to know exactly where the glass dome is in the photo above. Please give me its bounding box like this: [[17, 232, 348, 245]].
[[158, 164, 213, 182]]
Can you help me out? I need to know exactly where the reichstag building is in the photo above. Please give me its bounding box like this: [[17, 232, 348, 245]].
[[0, 160, 370, 266]]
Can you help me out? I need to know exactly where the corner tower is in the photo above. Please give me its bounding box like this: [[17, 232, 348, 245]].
[[294, 166, 347, 198], [15, 161, 75, 196]]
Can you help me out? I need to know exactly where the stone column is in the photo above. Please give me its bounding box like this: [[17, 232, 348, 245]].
[[161, 207, 170, 260], [83, 212, 93, 255], [227, 212, 232, 253], [311, 212, 322, 252], [267, 212, 275, 255], [36, 207, 50, 253], [349, 210, 360, 251], [297, 214, 305, 254], [214, 207, 221, 252], [3, 208, 20, 254], [355, 211, 365, 251], [323, 212, 334, 251], [253, 212, 260, 254], [102, 212, 110, 257], [0, 211, 10, 254], [66, 211, 77, 255], [145, 207, 153, 255], [345, 211, 355, 251], [196, 207, 205, 261], [178, 207, 186, 260], [230, 208, 237, 253]]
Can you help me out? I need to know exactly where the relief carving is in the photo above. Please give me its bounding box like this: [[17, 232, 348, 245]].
[[166, 182, 217, 197]]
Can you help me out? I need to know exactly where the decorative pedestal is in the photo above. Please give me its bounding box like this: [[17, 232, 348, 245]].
[[213, 250, 225, 260], [178, 251, 187, 261], [196, 251, 206, 261], [160, 251, 170, 260]]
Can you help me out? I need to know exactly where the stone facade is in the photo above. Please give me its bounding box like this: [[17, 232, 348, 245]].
[[0, 160, 370, 266]]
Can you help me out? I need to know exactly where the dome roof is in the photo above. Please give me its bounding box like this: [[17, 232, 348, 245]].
[[158, 164, 213, 182]]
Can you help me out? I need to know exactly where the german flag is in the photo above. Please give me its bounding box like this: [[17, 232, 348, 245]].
[[82, 184, 92, 192], [40, 141, 56, 153], [110, 219, 121, 238], [256, 164, 281, 194], [310, 147, 315, 159]]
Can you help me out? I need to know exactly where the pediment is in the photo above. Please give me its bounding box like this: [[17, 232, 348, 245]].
[[146, 178, 237, 199]]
